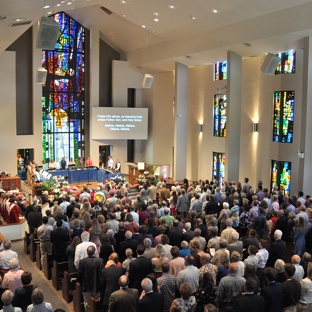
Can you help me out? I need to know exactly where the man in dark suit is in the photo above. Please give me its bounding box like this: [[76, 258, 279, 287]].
[[261, 267, 284, 312], [12, 271, 37, 312], [108, 275, 138, 312], [182, 222, 194, 243], [118, 231, 138, 263], [100, 257, 126, 310], [77, 245, 103, 306], [114, 223, 126, 252], [50, 220, 69, 262], [168, 219, 183, 247], [266, 229, 287, 268], [128, 244, 153, 293], [234, 277, 265, 312], [275, 210, 288, 242], [26, 205, 42, 234], [196, 218, 208, 241], [137, 278, 164, 312]]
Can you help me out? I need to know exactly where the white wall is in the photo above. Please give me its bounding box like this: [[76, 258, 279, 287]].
[[0, 48, 42, 177], [187, 51, 305, 194]]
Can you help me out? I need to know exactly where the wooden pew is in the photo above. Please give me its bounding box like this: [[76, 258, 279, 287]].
[[23, 231, 30, 254], [86, 297, 104, 312], [51, 260, 68, 290], [42, 253, 53, 280], [62, 271, 77, 303], [29, 236, 39, 262], [35, 245, 41, 270], [73, 282, 83, 312]]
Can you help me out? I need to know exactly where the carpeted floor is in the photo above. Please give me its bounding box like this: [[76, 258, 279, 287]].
[[12, 240, 72, 312]]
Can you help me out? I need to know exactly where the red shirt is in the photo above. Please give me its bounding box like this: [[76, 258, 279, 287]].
[[85, 159, 93, 167]]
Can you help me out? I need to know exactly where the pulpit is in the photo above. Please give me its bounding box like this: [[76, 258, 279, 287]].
[[1, 176, 21, 191], [128, 165, 144, 185]]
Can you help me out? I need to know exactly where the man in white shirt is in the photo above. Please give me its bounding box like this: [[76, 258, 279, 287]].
[[291, 254, 305, 282], [74, 231, 99, 269], [107, 156, 114, 169]]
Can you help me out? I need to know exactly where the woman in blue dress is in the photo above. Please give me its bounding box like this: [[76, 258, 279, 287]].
[[293, 216, 306, 256]]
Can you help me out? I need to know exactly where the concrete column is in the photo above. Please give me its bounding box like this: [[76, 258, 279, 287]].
[[300, 37, 312, 193], [88, 26, 100, 157], [174, 62, 188, 181], [225, 51, 242, 181]]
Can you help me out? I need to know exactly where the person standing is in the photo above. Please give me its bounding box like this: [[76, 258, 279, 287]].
[[36, 217, 53, 270], [85, 157, 93, 167], [59, 157, 66, 170], [77, 246, 103, 307], [107, 156, 114, 170]]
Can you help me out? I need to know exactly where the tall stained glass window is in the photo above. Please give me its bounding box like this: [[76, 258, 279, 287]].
[[41, 12, 85, 164], [214, 94, 227, 137], [275, 50, 296, 74], [271, 160, 291, 195], [214, 62, 227, 80], [212, 152, 225, 180], [273, 91, 294, 143]]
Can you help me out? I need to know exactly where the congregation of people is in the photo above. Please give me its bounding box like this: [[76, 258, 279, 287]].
[[1, 176, 312, 311]]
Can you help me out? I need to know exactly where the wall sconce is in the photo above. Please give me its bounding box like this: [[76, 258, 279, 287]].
[[252, 123, 258, 132], [198, 124, 203, 132], [298, 150, 305, 159]]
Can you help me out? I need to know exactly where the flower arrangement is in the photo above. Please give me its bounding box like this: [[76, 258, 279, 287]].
[[106, 175, 128, 187]]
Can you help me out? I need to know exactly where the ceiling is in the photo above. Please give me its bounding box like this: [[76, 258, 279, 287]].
[[2, 0, 312, 72]]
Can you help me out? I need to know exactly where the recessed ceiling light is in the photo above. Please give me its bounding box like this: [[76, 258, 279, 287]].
[[122, 14, 126, 17], [154, 18, 159, 22], [168, 5, 175, 9], [244, 43, 252, 47], [142, 25, 146, 28], [121, 0, 126, 3], [67, 2, 72, 4], [57, 3, 61, 6], [48, 11, 52, 14], [0, 16, 7, 20], [191, 16, 196, 20], [15, 18, 24, 22], [153, 12, 159, 16], [60, 1, 66, 3], [211, 9, 218, 13], [42, 5, 50, 9]]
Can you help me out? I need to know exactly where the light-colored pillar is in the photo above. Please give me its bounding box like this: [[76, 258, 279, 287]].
[[225, 51, 242, 181], [300, 37, 312, 193], [88, 26, 100, 157], [174, 62, 188, 181]]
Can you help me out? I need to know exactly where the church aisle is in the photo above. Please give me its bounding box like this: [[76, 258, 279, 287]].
[[12, 239, 72, 312]]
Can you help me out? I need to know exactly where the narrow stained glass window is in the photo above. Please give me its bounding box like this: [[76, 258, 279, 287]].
[[213, 94, 227, 137], [271, 160, 291, 195], [41, 12, 85, 165], [273, 91, 294, 143]]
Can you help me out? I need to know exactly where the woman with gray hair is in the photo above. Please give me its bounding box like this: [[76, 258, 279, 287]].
[[26, 288, 53, 312], [2, 258, 23, 293], [1, 290, 21, 312], [218, 202, 231, 233], [122, 248, 135, 275], [274, 259, 286, 283]]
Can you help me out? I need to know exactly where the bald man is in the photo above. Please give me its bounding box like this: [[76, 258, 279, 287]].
[[216, 263, 246, 310], [291, 254, 304, 282], [108, 275, 138, 312]]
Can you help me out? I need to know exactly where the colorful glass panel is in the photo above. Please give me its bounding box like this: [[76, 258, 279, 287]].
[[215, 62, 227, 80], [273, 91, 294, 143], [271, 160, 291, 195], [213, 152, 225, 180], [42, 12, 85, 164], [214, 94, 227, 137], [275, 50, 296, 74]]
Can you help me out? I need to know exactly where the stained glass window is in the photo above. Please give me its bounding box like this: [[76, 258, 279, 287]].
[[213, 94, 227, 137], [212, 152, 225, 180], [273, 91, 294, 143], [41, 12, 85, 165], [275, 50, 296, 74], [271, 160, 291, 195], [214, 62, 227, 80]]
